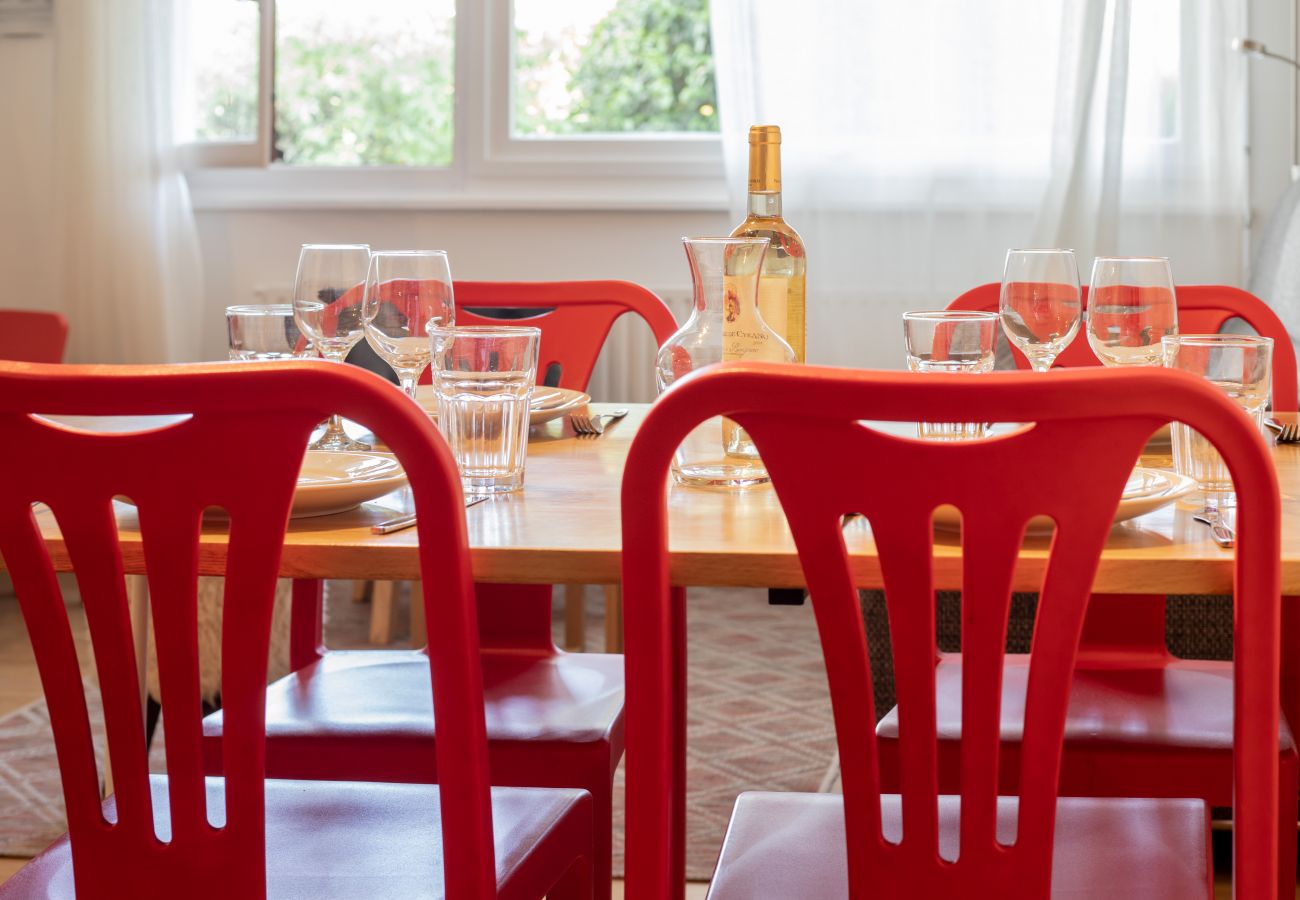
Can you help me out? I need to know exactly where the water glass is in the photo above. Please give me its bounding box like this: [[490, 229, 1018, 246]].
[[1162, 334, 1272, 517], [1087, 257, 1177, 367], [292, 243, 371, 451], [903, 310, 998, 440], [1000, 249, 1082, 372], [362, 250, 455, 400], [226, 305, 311, 361], [429, 325, 540, 495]]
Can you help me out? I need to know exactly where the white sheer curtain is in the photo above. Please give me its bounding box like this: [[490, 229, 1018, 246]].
[[710, 0, 1247, 369], [53, 0, 203, 363]]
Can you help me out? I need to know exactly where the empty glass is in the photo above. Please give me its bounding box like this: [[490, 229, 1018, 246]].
[[362, 251, 455, 400], [225, 305, 311, 360], [293, 243, 371, 451], [1000, 249, 1082, 372], [903, 310, 998, 440], [1162, 334, 1273, 520], [1087, 257, 1178, 367], [429, 325, 540, 495]]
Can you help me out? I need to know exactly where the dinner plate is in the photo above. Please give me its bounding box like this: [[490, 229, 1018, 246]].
[[414, 385, 590, 426], [290, 451, 407, 518], [931, 466, 1196, 533]]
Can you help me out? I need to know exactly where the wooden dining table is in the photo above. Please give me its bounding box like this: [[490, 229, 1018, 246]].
[[17, 404, 1300, 595]]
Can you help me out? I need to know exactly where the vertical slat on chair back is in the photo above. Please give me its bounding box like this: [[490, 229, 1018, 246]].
[[621, 361, 1279, 900], [0, 361, 498, 900]]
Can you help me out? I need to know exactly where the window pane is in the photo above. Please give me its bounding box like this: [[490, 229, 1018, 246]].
[[275, 0, 455, 167], [178, 1, 259, 143], [514, 0, 719, 137]]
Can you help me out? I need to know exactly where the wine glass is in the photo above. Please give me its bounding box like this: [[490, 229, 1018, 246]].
[[999, 249, 1082, 372], [1087, 257, 1178, 367], [362, 251, 454, 401], [293, 243, 371, 451]]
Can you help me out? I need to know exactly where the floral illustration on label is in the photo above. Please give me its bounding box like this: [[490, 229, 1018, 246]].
[[724, 285, 740, 323]]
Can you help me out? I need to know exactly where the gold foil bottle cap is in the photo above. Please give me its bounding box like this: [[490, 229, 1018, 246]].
[[747, 125, 781, 191]]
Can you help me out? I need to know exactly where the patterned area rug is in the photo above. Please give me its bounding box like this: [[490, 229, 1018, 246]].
[[0, 689, 104, 856], [571, 587, 839, 880], [0, 585, 840, 883]]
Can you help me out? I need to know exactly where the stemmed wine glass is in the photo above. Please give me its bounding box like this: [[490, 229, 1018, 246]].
[[361, 251, 455, 401], [999, 249, 1082, 372], [1086, 257, 1177, 367], [293, 243, 372, 451]]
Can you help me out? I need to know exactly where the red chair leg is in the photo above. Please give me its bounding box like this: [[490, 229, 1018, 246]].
[[585, 768, 613, 900], [1280, 751, 1299, 900]]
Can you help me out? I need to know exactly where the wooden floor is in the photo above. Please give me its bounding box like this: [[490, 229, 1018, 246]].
[[0, 588, 1265, 898]]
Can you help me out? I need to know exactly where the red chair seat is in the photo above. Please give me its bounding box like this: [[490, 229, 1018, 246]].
[[0, 776, 591, 899], [705, 792, 1211, 899], [201, 649, 625, 781], [877, 656, 1296, 797]]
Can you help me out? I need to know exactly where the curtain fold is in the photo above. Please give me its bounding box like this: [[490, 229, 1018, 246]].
[[53, 0, 203, 363], [710, 0, 1248, 369]]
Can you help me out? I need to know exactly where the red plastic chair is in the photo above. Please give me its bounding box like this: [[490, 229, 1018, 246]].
[[445, 280, 679, 390], [203, 280, 677, 900], [949, 282, 1299, 410], [0, 309, 68, 363], [0, 360, 592, 899], [621, 361, 1280, 898], [937, 282, 1300, 896]]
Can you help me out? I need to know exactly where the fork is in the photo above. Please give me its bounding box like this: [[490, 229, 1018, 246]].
[[568, 407, 629, 436], [1266, 418, 1300, 443]]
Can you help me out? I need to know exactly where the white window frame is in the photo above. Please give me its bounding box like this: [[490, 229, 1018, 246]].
[[183, 0, 728, 212]]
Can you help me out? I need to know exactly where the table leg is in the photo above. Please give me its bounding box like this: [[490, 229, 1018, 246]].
[[409, 580, 427, 648], [564, 584, 587, 652], [603, 585, 622, 654], [370, 581, 396, 645]]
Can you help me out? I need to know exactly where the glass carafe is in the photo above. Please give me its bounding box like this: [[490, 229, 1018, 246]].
[[655, 236, 796, 488]]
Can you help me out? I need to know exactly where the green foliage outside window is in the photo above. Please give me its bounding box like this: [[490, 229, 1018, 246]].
[[516, 0, 719, 136], [274, 32, 454, 166]]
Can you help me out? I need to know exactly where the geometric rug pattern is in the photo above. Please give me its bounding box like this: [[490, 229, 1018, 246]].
[[0, 585, 841, 884], [0, 688, 104, 857], [593, 587, 839, 880]]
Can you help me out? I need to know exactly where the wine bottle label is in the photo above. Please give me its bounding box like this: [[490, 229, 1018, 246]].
[[722, 276, 779, 363]]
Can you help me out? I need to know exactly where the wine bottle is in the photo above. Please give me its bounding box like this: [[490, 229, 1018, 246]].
[[730, 125, 807, 362]]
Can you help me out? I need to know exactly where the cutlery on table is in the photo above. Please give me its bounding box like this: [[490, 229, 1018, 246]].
[[568, 407, 630, 437], [1267, 418, 1300, 443], [1192, 514, 1235, 549], [371, 495, 489, 534]]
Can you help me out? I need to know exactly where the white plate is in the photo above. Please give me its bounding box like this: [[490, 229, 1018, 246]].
[[291, 451, 407, 518], [932, 466, 1196, 533], [415, 385, 590, 426]]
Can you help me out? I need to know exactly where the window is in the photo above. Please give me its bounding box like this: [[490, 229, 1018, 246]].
[[179, 0, 724, 205]]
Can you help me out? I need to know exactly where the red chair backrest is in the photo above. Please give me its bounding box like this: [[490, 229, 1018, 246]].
[[0, 309, 68, 363], [451, 281, 678, 391], [949, 283, 1299, 410], [0, 361, 496, 899], [621, 362, 1280, 899]]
